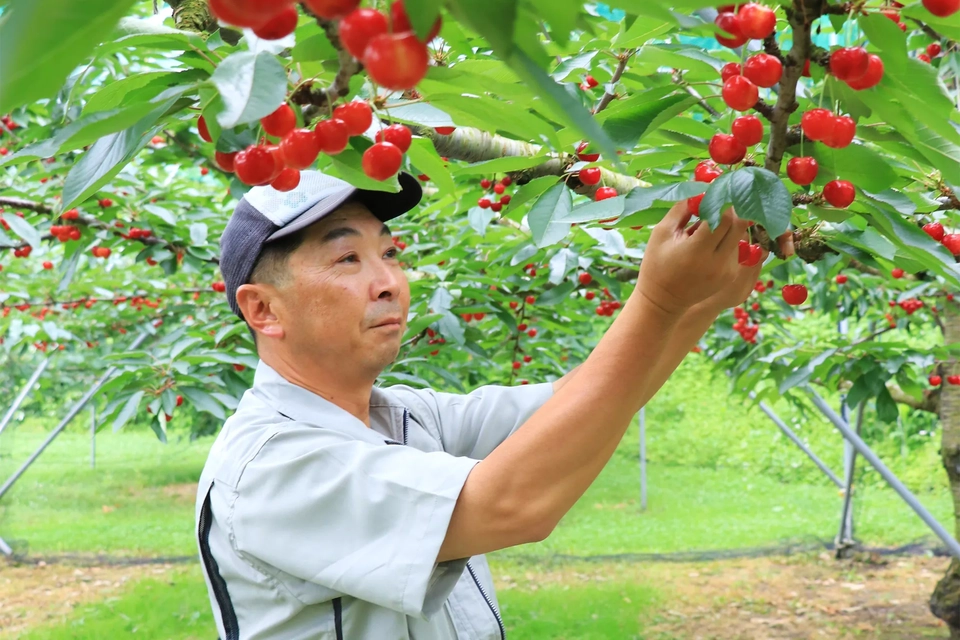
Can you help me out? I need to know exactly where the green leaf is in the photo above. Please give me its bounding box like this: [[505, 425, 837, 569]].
[[876, 385, 899, 423], [211, 51, 288, 129], [857, 13, 907, 56], [404, 0, 443, 42], [0, 0, 139, 112], [599, 92, 691, 148], [329, 149, 402, 192], [700, 167, 793, 238], [3, 213, 41, 249], [559, 195, 625, 223], [438, 311, 466, 345], [448, 0, 518, 53], [528, 183, 573, 247], [622, 182, 706, 214], [180, 387, 226, 420], [536, 281, 576, 305], [112, 391, 144, 433], [406, 137, 457, 197], [454, 154, 549, 176], [808, 143, 898, 194]]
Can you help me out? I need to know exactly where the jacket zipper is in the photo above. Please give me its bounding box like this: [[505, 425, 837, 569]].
[[467, 561, 506, 639]]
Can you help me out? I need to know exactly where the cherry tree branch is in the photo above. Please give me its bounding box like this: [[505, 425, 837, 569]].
[[293, 16, 363, 120], [0, 197, 53, 213], [595, 49, 635, 114], [888, 382, 940, 414]]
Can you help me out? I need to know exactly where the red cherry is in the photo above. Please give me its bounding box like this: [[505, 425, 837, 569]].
[[928, 42, 943, 57], [584, 75, 599, 88], [949, 376, 960, 386], [315, 118, 350, 154], [271, 168, 301, 192], [208, 0, 287, 28], [737, 3, 777, 39], [42, 261, 53, 270], [743, 53, 783, 88], [787, 157, 818, 186], [525, 296, 536, 304], [923, 221, 945, 242], [235, 144, 279, 186], [823, 180, 855, 208], [695, 160, 723, 183], [375, 124, 412, 152], [595, 187, 618, 201], [576, 141, 600, 162], [527, 328, 538, 338], [891, 267, 905, 279], [709, 133, 747, 165], [434, 126, 456, 135], [390, 0, 442, 41], [579, 167, 601, 185], [215, 150, 238, 172], [585, 291, 596, 300], [339, 9, 389, 59], [830, 47, 870, 81], [802, 59, 811, 77], [363, 32, 429, 90], [687, 193, 705, 216], [480, 179, 492, 189], [198, 115, 212, 142], [490, 202, 503, 213], [846, 54, 884, 90], [781, 284, 808, 306], [62, 209, 79, 220], [720, 62, 742, 82], [212, 281, 227, 292], [493, 183, 505, 195], [943, 234, 960, 256], [822, 115, 856, 149], [252, 5, 298, 40], [800, 108, 835, 141], [722, 76, 759, 111], [362, 142, 403, 181], [919, 53, 932, 63], [500, 195, 512, 205], [261, 103, 296, 138], [279, 128, 319, 169], [922, 0, 960, 18], [512, 361, 522, 370], [478, 198, 491, 209], [501, 175, 513, 187], [99, 198, 114, 208], [201, 167, 210, 175], [731, 115, 764, 146], [836, 274, 848, 284], [930, 375, 943, 386], [302, 0, 360, 19], [333, 101, 373, 136], [579, 272, 593, 285], [738, 240, 762, 266], [715, 12, 748, 48]]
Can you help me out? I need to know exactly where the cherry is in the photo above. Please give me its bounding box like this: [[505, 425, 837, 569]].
[[695, 160, 723, 183], [302, 0, 361, 20], [802, 59, 811, 77], [500, 194, 512, 205], [720, 62, 742, 82], [42, 261, 53, 270], [261, 103, 296, 138], [891, 267, 905, 279], [512, 361, 522, 370], [715, 12, 748, 48], [363, 32, 429, 90], [253, 5, 298, 40], [585, 291, 596, 300], [212, 281, 227, 292], [271, 168, 301, 192], [800, 108, 835, 141], [525, 295, 536, 304], [523, 354, 532, 363], [919, 53, 932, 63], [943, 233, 960, 256], [99, 198, 113, 207], [480, 178, 492, 189], [722, 76, 759, 111], [279, 128, 319, 169], [687, 194, 704, 216], [478, 198, 491, 209], [63, 209, 79, 220], [501, 175, 513, 186], [928, 42, 942, 57], [576, 141, 600, 162], [830, 47, 870, 82], [579, 167, 601, 185], [846, 54, 884, 90], [821, 115, 855, 149], [923, 221, 945, 242], [737, 3, 777, 39], [201, 167, 209, 176], [922, 0, 960, 18], [836, 274, 848, 284], [595, 187, 618, 201], [579, 272, 593, 285], [731, 115, 764, 146], [434, 126, 456, 135], [743, 53, 783, 88], [930, 375, 943, 386], [375, 124, 412, 152], [583, 75, 599, 89], [198, 116, 212, 142], [391, 0, 442, 41], [709, 133, 747, 165], [949, 375, 960, 386], [339, 9, 389, 59], [527, 328, 538, 338], [493, 183, 506, 195], [315, 118, 350, 154], [235, 144, 281, 186], [333, 101, 373, 136], [782, 284, 808, 306], [215, 150, 238, 172], [362, 142, 403, 181], [823, 180, 855, 208], [787, 157, 818, 185], [738, 240, 762, 266], [490, 202, 504, 214], [208, 0, 290, 28]]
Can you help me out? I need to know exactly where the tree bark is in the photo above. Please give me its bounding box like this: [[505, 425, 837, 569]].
[[931, 301, 960, 637]]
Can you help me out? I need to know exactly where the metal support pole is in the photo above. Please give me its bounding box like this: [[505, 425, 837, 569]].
[[836, 402, 865, 552], [806, 385, 960, 559], [748, 391, 844, 488], [639, 407, 647, 512], [90, 406, 96, 469], [0, 357, 51, 437]]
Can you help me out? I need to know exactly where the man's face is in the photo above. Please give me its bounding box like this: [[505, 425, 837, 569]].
[[273, 201, 410, 377]]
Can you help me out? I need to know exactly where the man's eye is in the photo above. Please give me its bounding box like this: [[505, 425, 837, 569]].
[[339, 254, 357, 263], [386, 248, 399, 258]]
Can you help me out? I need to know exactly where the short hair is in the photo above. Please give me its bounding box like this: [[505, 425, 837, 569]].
[[244, 227, 308, 347]]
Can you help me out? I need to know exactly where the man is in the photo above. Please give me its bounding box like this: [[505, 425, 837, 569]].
[[197, 169, 769, 639]]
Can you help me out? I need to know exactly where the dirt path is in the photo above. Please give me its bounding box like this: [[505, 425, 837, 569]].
[[495, 552, 951, 639]]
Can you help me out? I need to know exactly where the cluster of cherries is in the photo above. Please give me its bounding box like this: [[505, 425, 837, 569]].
[[922, 221, 960, 257], [929, 374, 960, 387], [732, 306, 760, 343], [573, 144, 619, 201], [477, 176, 513, 212]]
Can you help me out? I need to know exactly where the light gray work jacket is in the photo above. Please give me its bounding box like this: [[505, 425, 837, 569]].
[[195, 360, 554, 639]]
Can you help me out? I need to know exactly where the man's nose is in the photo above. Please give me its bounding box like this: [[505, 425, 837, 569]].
[[372, 258, 403, 300]]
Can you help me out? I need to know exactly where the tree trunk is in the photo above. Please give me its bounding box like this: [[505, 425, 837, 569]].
[[931, 302, 960, 637]]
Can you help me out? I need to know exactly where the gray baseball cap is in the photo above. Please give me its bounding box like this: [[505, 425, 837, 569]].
[[219, 170, 422, 319]]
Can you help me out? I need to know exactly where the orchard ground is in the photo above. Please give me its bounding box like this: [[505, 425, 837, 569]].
[[0, 356, 952, 639]]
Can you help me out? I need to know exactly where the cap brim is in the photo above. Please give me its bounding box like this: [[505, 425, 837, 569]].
[[266, 171, 422, 242]]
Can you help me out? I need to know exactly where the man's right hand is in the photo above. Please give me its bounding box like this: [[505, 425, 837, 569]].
[[633, 202, 751, 317]]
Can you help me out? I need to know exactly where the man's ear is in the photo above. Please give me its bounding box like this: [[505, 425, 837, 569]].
[[236, 283, 284, 340]]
